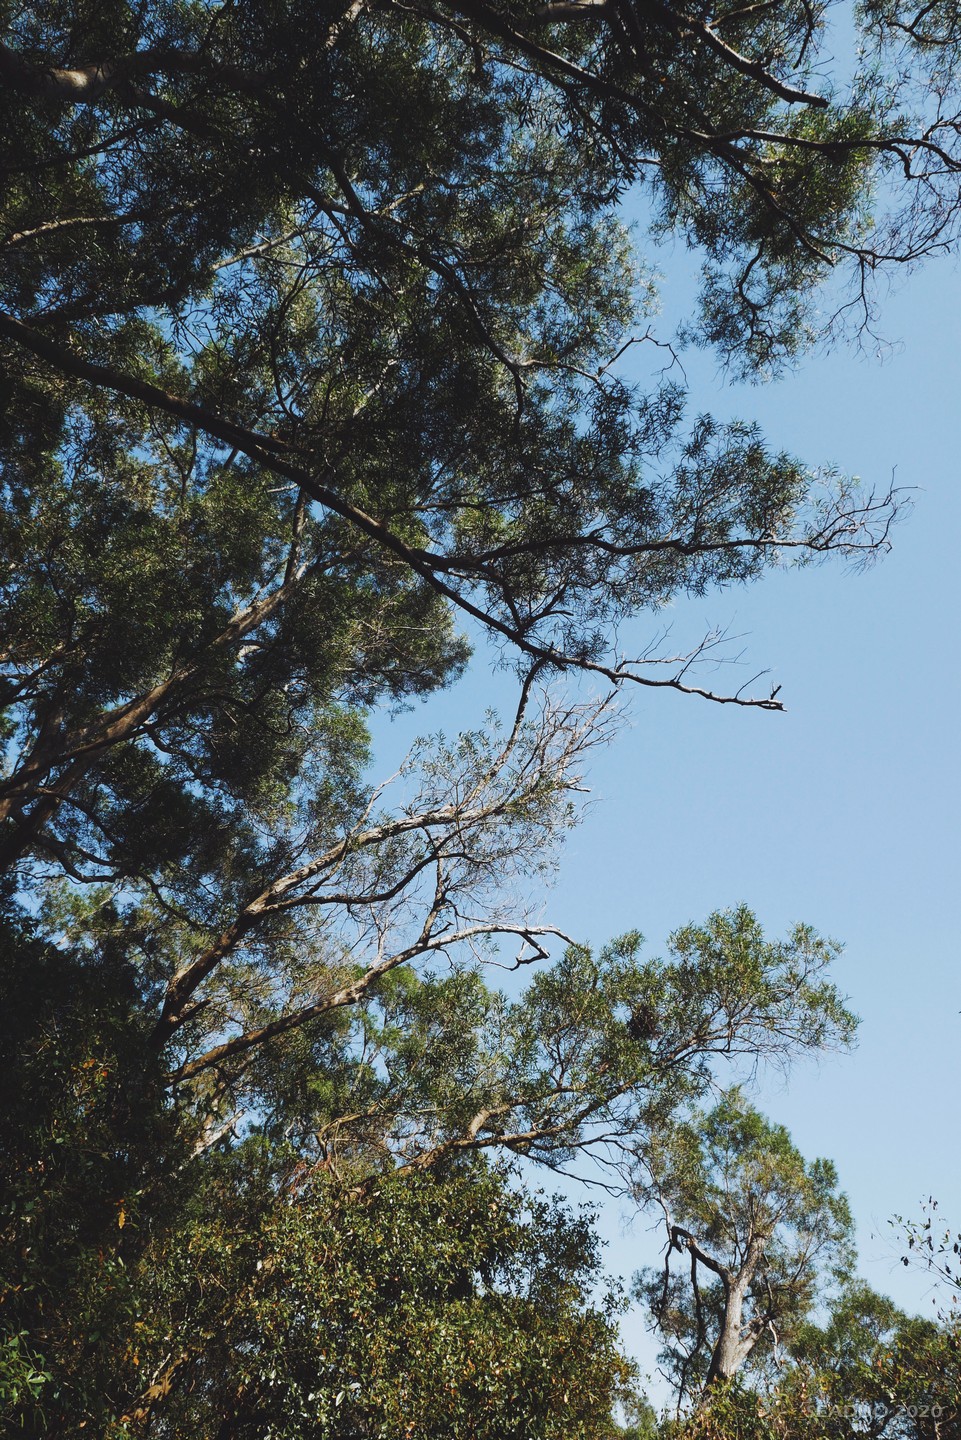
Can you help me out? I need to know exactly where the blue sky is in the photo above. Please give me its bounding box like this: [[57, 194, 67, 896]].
[[369, 232, 961, 1391]]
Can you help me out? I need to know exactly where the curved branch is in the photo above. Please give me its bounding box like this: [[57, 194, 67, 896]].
[[0, 310, 788, 710]]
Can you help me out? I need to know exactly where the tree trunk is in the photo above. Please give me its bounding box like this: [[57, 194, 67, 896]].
[[704, 1278, 752, 1387]]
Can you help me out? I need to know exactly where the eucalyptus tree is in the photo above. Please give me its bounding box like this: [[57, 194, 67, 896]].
[[659, 1283, 961, 1439], [4, 0, 955, 897], [634, 1090, 854, 1406], [4, 2, 961, 1435], [0, 0, 934, 1153], [1, 879, 857, 1433]]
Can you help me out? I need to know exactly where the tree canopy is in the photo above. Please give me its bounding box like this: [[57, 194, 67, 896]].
[[3, 1, 961, 1436], [635, 1091, 854, 1403], [659, 1278, 961, 1438], [5, 0, 952, 889]]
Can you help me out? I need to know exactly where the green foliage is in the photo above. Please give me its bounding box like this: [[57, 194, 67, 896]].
[[663, 1305, 961, 1440], [2, 3, 957, 1435], [787, 1279, 961, 1436], [635, 1090, 854, 1401], [3, 0, 939, 899], [0, 888, 857, 1435], [0, 909, 189, 1436], [136, 1160, 634, 1440], [3, 1100, 636, 1438]]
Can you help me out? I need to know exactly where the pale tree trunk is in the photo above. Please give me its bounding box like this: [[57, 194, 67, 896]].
[[703, 1234, 768, 1390], [705, 1278, 755, 1386]]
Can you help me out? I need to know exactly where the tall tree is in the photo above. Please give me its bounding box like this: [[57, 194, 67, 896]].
[[3, 3, 959, 1435], [634, 1090, 854, 1405], [1, 0, 942, 896], [661, 1281, 961, 1438], [1, 891, 856, 1434], [0, 0, 934, 1178]]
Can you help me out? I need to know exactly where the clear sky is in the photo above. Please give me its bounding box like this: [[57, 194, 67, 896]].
[[368, 228, 961, 1394]]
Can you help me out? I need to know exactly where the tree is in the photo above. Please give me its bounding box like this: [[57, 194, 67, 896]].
[[3, 0, 946, 896], [661, 1282, 961, 1439], [899, 1199, 961, 1306], [0, 997, 639, 1440], [1, 887, 857, 1435], [634, 1139, 961, 1438], [0, 0, 930, 1176], [787, 1279, 961, 1439], [3, 2, 958, 1435], [634, 1090, 854, 1407]]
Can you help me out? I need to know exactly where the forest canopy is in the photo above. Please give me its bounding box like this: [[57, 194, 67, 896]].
[[2, 1, 961, 1435]]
